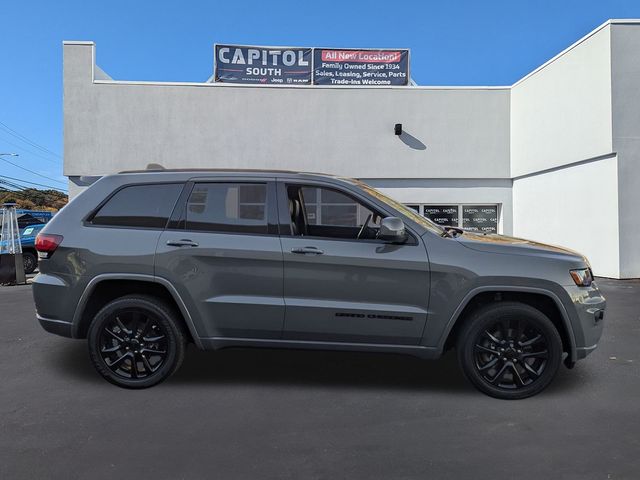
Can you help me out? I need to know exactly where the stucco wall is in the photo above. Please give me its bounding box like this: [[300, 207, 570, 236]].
[[611, 23, 640, 278], [513, 156, 620, 278], [63, 43, 511, 181], [510, 24, 613, 177]]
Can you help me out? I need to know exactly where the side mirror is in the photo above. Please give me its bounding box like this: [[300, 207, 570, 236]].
[[378, 217, 407, 243]]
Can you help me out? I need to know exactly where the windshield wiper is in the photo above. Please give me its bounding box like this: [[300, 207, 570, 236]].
[[440, 226, 465, 238]]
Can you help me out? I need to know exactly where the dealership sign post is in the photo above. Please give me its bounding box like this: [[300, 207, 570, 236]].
[[214, 44, 312, 85], [214, 44, 410, 86]]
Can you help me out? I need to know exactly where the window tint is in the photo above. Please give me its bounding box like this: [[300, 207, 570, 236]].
[[301, 187, 377, 227], [186, 183, 268, 233], [91, 183, 182, 228]]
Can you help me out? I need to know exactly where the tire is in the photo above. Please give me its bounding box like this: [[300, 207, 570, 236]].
[[456, 301, 562, 400], [22, 251, 37, 274], [87, 295, 186, 389]]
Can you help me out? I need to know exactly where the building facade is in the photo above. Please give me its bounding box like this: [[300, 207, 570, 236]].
[[63, 20, 640, 279]]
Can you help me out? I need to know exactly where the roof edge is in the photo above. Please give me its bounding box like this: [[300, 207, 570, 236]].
[[62, 40, 95, 46], [64, 19, 640, 90], [512, 19, 615, 88]]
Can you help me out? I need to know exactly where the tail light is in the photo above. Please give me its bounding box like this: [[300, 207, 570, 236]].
[[35, 234, 63, 259]]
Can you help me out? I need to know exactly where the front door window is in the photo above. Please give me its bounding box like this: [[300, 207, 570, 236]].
[[287, 185, 381, 240]]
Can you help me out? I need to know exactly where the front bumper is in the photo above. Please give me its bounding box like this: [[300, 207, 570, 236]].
[[563, 282, 606, 360]]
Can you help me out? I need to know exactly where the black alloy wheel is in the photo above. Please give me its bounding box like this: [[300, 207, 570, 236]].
[[88, 295, 186, 388], [98, 309, 168, 379], [457, 302, 562, 399]]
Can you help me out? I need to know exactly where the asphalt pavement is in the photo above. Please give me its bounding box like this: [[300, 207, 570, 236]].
[[1, 279, 639, 479]]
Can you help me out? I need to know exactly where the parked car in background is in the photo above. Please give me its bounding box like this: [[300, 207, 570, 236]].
[[32, 170, 606, 399], [18, 224, 47, 274], [8, 211, 54, 274], [0, 223, 47, 274], [17, 210, 54, 228]]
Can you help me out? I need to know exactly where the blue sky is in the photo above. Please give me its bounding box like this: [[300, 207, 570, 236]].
[[1, 0, 639, 192]]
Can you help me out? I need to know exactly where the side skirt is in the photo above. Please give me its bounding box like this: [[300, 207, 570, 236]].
[[199, 337, 441, 360]]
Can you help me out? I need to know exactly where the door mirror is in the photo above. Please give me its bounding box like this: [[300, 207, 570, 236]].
[[378, 217, 407, 243]]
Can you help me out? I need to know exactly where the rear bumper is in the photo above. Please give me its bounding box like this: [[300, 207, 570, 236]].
[[32, 273, 83, 338], [37, 315, 74, 338]]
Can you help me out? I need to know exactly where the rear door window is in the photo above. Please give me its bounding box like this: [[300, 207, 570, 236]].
[[185, 183, 269, 234], [91, 183, 183, 228]]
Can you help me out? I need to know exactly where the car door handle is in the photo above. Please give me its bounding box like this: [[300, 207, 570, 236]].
[[291, 246, 324, 255], [166, 239, 199, 247]]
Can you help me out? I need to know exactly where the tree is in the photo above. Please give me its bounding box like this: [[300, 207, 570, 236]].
[[0, 188, 68, 211]]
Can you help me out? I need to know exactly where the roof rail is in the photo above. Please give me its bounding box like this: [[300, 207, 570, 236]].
[[117, 167, 308, 174]]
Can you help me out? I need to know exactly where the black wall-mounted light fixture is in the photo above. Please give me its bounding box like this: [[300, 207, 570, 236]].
[[394, 123, 402, 135]]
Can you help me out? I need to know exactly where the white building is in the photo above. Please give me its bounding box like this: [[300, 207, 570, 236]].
[[63, 20, 640, 279]]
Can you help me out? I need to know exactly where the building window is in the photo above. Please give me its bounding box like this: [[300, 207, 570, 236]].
[[404, 203, 500, 234], [423, 205, 459, 227], [462, 205, 498, 234]]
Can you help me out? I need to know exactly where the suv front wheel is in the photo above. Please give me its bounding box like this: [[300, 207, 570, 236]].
[[457, 302, 563, 400], [88, 295, 186, 388]]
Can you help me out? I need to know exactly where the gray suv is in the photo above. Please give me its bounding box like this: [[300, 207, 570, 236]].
[[33, 170, 605, 399]]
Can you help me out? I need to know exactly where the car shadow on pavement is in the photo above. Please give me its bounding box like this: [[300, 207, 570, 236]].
[[175, 347, 592, 395], [172, 346, 473, 393], [52, 341, 591, 395], [52, 342, 104, 383], [51, 340, 471, 392]]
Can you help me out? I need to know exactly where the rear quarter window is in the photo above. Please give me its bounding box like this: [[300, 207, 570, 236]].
[[90, 183, 183, 228]]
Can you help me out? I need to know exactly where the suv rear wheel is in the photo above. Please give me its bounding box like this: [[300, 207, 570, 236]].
[[87, 295, 186, 388], [457, 302, 562, 400]]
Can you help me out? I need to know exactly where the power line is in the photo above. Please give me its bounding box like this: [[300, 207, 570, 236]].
[[0, 133, 61, 165], [0, 179, 30, 192], [0, 179, 67, 203], [0, 120, 62, 159], [0, 174, 67, 192], [0, 181, 64, 197], [0, 156, 67, 186], [0, 180, 38, 199]]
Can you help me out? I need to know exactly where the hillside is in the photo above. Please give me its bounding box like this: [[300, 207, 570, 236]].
[[0, 187, 68, 211]]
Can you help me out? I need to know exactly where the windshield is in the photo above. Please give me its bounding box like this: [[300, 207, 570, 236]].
[[353, 180, 444, 235]]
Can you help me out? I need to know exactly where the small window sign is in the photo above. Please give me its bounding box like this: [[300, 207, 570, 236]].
[[423, 205, 459, 227], [462, 205, 498, 233]]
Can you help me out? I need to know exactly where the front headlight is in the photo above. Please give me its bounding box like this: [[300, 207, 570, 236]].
[[570, 268, 593, 287]]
